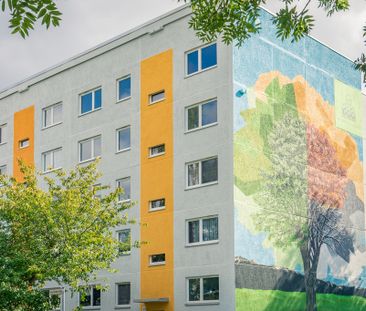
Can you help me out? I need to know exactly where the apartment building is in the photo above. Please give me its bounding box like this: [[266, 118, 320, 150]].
[[0, 4, 365, 311]]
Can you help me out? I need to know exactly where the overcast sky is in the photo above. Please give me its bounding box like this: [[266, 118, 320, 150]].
[[0, 0, 364, 91]]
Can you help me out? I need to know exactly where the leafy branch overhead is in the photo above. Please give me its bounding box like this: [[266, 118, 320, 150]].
[[186, 0, 365, 76], [1, 0, 61, 38]]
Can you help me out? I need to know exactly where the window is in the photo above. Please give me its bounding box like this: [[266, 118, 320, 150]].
[[187, 99, 217, 131], [187, 216, 218, 245], [42, 148, 62, 173], [149, 90, 165, 104], [116, 283, 131, 306], [42, 103, 62, 128], [0, 165, 7, 175], [117, 76, 131, 101], [79, 286, 101, 307], [80, 88, 102, 115], [186, 157, 218, 188], [149, 198, 165, 211], [117, 177, 131, 202], [79, 136, 101, 162], [186, 43, 217, 76], [49, 289, 63, 311], [187, 276, 219, 302], [0, 124, 7, 144], [118, 229, 131, 255], [149, 144, 165, 157], [149, 253, 165, 266], [19, 138, 30, 149], [116, 126, 131, 152]]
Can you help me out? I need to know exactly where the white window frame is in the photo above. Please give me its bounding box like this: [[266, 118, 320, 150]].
[[115, 282, 131, 307], [48, 288, 65, 311], [78, 135, 101, 163], [116, 75, 131, 102], [186, 275, 219, 303], [78, 285, 101, 308], [42, 148, 62, 173], [116, 177, 131, 203], [148, 144, 165, 158], [149, 90, 165, 105], [42, 103, 62, 129], [185, 156, 218, 189], [186, 215, 219, 246], [149, 198, 166, 212], [79, 87, 102, 116], [185, 42, 217, 77], [19, 138, 30, 149], [185, 98, 218, 132], [116, 126, 131, 153], [149, 253, 166, 266], [117, 229, 131, 255], [0, 123, 7, 144]]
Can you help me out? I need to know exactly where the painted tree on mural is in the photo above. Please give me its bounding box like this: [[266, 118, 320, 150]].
[[254, 112, 354, 311]]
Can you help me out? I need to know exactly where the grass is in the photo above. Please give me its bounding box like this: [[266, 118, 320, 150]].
[[236, 288, 366, 311]]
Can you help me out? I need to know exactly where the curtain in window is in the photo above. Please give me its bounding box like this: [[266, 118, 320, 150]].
[[202, 218, 218, 241], [188, 163, 199, 186], [188, 220, 200, 243]]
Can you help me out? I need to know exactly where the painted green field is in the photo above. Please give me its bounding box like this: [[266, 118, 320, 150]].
[[236, 288, 366, 311]]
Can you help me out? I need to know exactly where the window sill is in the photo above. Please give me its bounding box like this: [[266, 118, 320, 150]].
[[149, 262, 166, 267], [114, 305, 131, 310], [185, 301, 219, 306], [80, 307, 101, 311], [148, 98, 165, 106], [42, 167, 62, 175], [0, 142, 7, 146], [78, 157, 101, 165], [116, 96, 131, 104], [118, 251, 131, 257], [41, 122, 62, 131], [149, 206, 166, 212], [184, 65, 217, 79], [118, 199, 131, 204], [148, 152, 165, 159], [185, 122, 218, 134], [116, 147, 131, 154], [78, 107, 102, 117], [185, 181, 218, 191], [185, 240, 219, 248]]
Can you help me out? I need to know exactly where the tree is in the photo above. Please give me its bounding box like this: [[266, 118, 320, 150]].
[[186, 0, 366, 78], [0, 161, 134, 311], [254, 113, 354, 311]]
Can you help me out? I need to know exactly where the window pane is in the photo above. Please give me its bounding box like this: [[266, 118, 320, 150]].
[[80, 287, 91, 306], [94, 136, 101, 157], [0, 166, 7, 175], [201, 44, 217, 70], [151, 198, 165, 210], [201, 158, 218, 184], [118, 178, 130, 201], [118, 127, 131, 151], [117, 283, 131, 305], [44, 108, 52, 127], [187, 50, 199, 75], [80, 140, 92, 161], [43, 152, 52, 172], [203, 277, 219, 300], [94, 89, 102, 109], [202, 217, 218, 241], [150, 144, 165, 156], [150, 253, 165, 264], [53, 104, 62, 124], [19, 139, 29, 148], [188, 220, 199, 243], [92, 288, 101, 306], [53, 149, 62, 169], [150, 91, 165, 103], [202, 100, 217, 126], [187, 106, 199, 130], [118, 229, 131, 253], [81, 92, 93, 114], [187, 162, 199, 187], [188, 278, 200, 301], [119, 77, 131, 100]]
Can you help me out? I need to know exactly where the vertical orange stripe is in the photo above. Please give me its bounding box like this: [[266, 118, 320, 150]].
[[13, 105, 34, 180], [140, 49, 174, 311]]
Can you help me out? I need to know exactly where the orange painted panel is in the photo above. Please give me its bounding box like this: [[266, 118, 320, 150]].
[[140, 49, 174, 311], [13, 105, 34, 180]]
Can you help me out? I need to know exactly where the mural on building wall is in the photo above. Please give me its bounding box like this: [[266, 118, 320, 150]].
[[234, 10, 366, 311]]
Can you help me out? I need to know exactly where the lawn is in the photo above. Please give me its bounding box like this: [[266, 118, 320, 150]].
[[236, 288, 366, 311]]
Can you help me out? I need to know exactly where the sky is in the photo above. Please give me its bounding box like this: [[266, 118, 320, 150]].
[[0, 0, 365, 91]]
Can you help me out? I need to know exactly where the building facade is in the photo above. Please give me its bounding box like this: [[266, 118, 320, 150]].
[[0, 4, 365, 311]]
